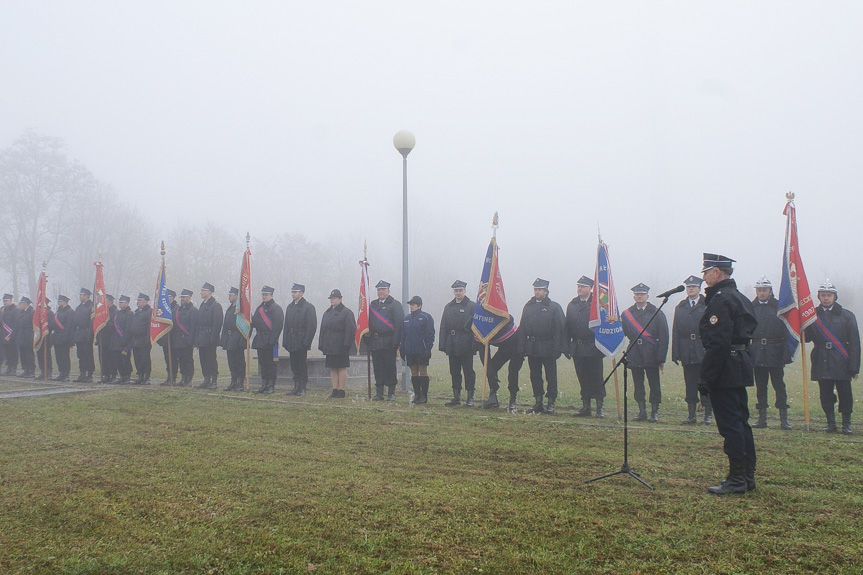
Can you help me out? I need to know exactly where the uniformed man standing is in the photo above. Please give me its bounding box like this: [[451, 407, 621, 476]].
[[282, 283, 317, 397], [195, 282, 223, 389], [1, 293, 19, 375], [72, 288, 95, 383], [98, 295, 118, 383], [172, 289, 197, 386], [369, 280, 404, 401], [805, 280, 860, 435], [672, 276, 712, 425], [252, 285, 284, 394], [111, 295, 134, 384], [566, 276, 606, 418], [519, 278, 566, 414], [221, 287, 246, 391], [157, 290, 179, 386], [51, 294, 74, 382], [751, 276, 792, 430], [622, 283, 669, 422], [130, 293, 152, 384], [699, 253, 758, 495], [15, 296, 35, 377], [440, 280, 477, 407]]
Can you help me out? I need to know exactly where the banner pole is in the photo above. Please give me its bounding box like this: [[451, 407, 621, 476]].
[[245, 337, 251, 392], [612, 357, 622, 420], [481, 342, 489, 402], [43, 340, 48, 382], [366, 335, 372, 400], [167, 332, 174, 387], [800, 330, 810, 432], [97, 331, 103, 382]]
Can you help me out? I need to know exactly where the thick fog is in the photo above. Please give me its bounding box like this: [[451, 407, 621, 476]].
[[2, 2, 861, 319]]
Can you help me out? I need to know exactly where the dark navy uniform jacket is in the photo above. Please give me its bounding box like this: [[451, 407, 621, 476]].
[[699, 278, 757, 389], [195, 297, 223, 347], [1, 304, 18, 342], [672, 296, 706, 366], [172, 303, 197, 348], [16, 306, 34, 344], [251, 299, 284, 351], [72, 300, 94, 343], [369, 296, 404, 352], [131, 305, 152, 348], [805, 303, 860, 381], [50, 305, 75, 347], [622, 303, 669, 368], [439, 297, 475, 356], [751, 296, 791, 367], [565, 296, 604, 358], [221, 302, 245, 351], [110, 307, 134, 352], [401, 309, 435, 357], [283, 297, 317, 352], [519, 296, 566, 358], [318, 303, 356, 356]]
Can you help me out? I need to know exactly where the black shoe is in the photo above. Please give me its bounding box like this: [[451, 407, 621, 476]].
[[842, 414, 853, 435], [648, 404, 659, 423], [779, 409, 792, 430], [543, 401, 555, 415], [573, 405, 592, 418], [595, 407, 605, 419], [372, 387, 385, 401], [329, 389, 338, 398], [464, 391, 475, 407], [635, 401, 647, 421], [481, 392, 499, 409], [387, 388, 396, 401], [752, 409, 768, 429], [445, 392, 461, 407], [707, 464, 749, 495], [528, 400, 544, 414]]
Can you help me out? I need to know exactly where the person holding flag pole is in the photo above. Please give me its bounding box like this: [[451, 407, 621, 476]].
[[149, 242, 173, 385], [236, 233, 252, 391], [472, 213, 517, 410]]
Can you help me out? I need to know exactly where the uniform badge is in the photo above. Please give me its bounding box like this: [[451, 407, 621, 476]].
[[709, 315, 718, 324]]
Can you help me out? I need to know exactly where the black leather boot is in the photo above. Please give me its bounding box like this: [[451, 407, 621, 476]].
[[595, 399, 605, 419], [529, 397, 544, 414], [702, 405, 713, 425], [254, 380, 268, 394], [682, 403, 697, 425], [296, 381, 306, 397], [464, 390, 475, 407], [823, 411, 838, 433], [842, 413, 853, 435], [445, 390, 461, 407], [745, 461, 756, 492], [574, 400, 591, 417], [707, 462, 749, 495], [386, 385, 396, 401], [544, 398, 555, 414], [752, 408, 768, 429], [779, 408, 791, 430], [635, 400, 648, 421], [482, 391, 499, 409], [507, 394, 517, 412], [329, 388, 339, 398], [372, 385, 385, 401], [289, 380, 300, 396], [410, 377, 419, 402], [648, 403, 659, 423], [195, 376, 210, 389]]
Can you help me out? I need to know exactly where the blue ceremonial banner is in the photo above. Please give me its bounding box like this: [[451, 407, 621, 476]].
[[472, 236, 514, 345], [150, 261, 173, 345], [588, 240, 625, 357]]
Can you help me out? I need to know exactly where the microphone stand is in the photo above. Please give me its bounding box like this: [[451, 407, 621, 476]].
[[584, 294, 674, 490]]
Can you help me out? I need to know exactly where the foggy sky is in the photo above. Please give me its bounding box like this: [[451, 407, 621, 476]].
[[2, 1, 862, 312]]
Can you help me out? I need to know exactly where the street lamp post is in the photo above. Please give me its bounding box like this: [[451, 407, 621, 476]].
[[393, 130, 415, 392]]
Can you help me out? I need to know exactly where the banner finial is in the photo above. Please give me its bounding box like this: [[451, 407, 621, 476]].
[[786, 191, 795, 201]]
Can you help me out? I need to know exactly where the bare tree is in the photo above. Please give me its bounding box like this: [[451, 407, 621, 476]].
[[0, 132, 98, 295]]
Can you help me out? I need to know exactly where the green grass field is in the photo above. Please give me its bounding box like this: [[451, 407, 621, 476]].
[[1, 356, 861, 574]]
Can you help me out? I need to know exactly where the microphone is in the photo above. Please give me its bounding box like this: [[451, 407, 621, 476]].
[[656, 285, 685, 299]]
